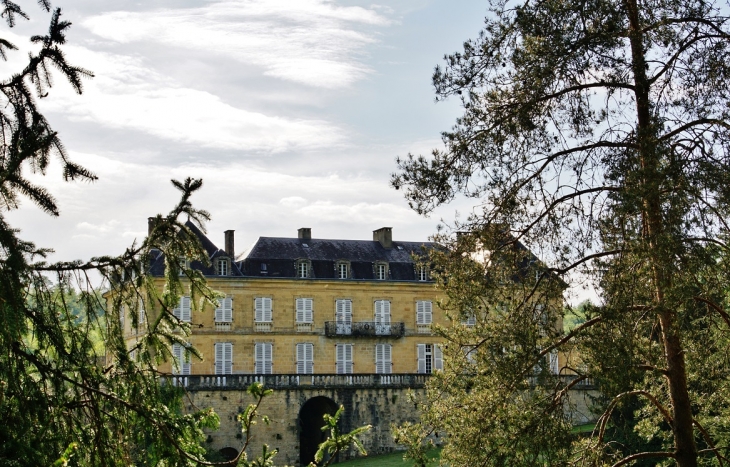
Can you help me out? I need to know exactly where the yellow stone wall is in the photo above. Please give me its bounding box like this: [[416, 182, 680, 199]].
[[133, 277, 447, 375]]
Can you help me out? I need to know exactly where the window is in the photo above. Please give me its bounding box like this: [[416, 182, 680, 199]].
[[336, 344, 353, 374], [374, 300, 391, 335], [337, 261, 349, 279], [296, 343, 314, 374], [172, 343, 191, 375], [416, 300, 433, 325], [119, 305, 125, 331], [296, 298, 313, 323], [255, 342, 273, 374], [138, 300, 146, 326], [217, 258, 229, 276], [463, 311, 477, 326], [215, 296, 233, 323], [297, 260, 310, 278], [375, 263, 388, 280], [173, 296, 191, 322], [335, 299, 352, 334], [417, 344, 443, 374], [177, 256, 189, 276], [214, 342, 232, 374], [254, 297, 272, 323], [549, 350, 559, 375], [417, 265, 429, 281], [375, 344, 392, 374]]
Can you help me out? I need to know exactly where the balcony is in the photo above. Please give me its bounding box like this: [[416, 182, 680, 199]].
[[324, 321, 405, 338], [161, 373, 430, 390]]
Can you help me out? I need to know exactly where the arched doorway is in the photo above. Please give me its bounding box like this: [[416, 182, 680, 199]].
[[218, 447, 239, 466], [299, 396, 338, 466]]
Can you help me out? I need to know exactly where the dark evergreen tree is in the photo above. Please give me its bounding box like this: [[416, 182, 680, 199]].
[[392, 0, 730, 465]]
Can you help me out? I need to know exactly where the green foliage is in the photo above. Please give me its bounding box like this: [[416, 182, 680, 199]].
[[310, 405, 371, 467], [392, 0, 730, 465]]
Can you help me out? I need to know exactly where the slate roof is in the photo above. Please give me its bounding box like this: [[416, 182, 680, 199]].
[[148, 220, 243, 277], [242, 237, 435, 281]]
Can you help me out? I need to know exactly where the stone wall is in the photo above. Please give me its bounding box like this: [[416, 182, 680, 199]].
[[185, 385, 425, 466]]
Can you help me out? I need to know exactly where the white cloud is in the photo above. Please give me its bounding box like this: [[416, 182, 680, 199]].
[[82, 0, 391, 88], [279, 196, 308, 208], [39, 47, 344, 152]]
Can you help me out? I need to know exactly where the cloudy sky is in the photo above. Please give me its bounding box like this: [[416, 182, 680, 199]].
[[3, 0, 489, 264]]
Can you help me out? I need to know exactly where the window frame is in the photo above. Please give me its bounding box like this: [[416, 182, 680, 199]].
[[216, 258, 230, 276], [335, 343, 353, 374], [375, 262, 388, 280], [215, 296, 233, 323], [375, 343, 392, 374], [172, 343, 191, 375], [416, 300, 433, 325], [254, 297, 273, 323], [214, 342, 233, 375], [296, 260, 311, 278], [173, 296, 191, 322], [296, 343, 314, 374], [254, 342, 273, 374], [336, 261, 349, 279], [417, 343, 443, 374], [295, 298, 313, 323]]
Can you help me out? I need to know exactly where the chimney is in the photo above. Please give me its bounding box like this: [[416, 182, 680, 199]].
[[298, 228, 311, 240], [373, 227, 393, 249], [224, 230, 235, 257], [147, 217, 160, 236]]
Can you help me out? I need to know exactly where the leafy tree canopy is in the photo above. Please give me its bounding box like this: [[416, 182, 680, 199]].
[[392, 0, 730, 465]]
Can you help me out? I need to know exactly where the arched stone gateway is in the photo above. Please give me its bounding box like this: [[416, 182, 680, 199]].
[[299, 396, 338, 466]]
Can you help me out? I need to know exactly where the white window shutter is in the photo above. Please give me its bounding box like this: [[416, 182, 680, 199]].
[[214, 343, 223, 374], [223, 343, 232, 374], [296, 343, 313, 374], [215, 343, 232, 374], [434, 345, 443, 371], [216, 297, 232, 322], [296, 299, 304, 323], [416, 301, 425, 324], [224, 297, 233, 322], [179, 296, 191, 322], [296, 343, 305, 374], [375, 300, 391, 325], [172, 343, 183, 375], [417, 344, 426, 373], [336, 344, 352, 374], [296, 298, 313, 323], [383, 344, 392, 374], [255, 343, 273, 374], [138, 300, 145, 325], [264, 298, 272, 322], [336, 300, 352, 325], [255, 297, 263, 322], [549, 351, 559, 375], [375, 344, 392, 374], [304, 299, 313, 322]]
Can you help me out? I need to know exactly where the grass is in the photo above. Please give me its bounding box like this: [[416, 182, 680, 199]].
[[335, 448, 440, 467], [571, 422, 597, 435]]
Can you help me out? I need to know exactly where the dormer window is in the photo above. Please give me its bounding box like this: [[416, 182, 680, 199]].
[[216, 258, 229, 276], [375, 262, 388, 280], [177, 256, 189, 276], [336, 261, 349, 279], [297, 260, 311, 278], [417, 265, 429, 281]]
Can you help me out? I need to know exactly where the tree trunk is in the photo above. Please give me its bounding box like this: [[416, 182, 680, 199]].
[[624, 0, 698, 465]]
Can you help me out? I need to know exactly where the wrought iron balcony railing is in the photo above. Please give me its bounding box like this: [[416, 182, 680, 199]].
[[160, 373, 430, 390], [324, 321, 405, 338]]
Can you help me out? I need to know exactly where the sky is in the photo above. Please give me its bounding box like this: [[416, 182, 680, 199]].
[[3, 0, 489, 263]]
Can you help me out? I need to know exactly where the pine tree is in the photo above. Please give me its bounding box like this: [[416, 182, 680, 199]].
[[392, 0, 730, 465]]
